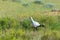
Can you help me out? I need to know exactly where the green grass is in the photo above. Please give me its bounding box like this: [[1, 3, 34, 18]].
[[0, 0, 60, 40]]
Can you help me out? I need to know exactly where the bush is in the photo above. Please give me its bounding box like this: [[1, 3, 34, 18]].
[[22, 2, 29, 7], [34, 0, 43, 4], [0, 17, 20, 30], [2, 0, 21, 3], [45, 3, 55, 9], [12, 0, 21, 2]]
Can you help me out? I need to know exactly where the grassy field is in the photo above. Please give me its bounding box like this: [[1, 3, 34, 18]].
[[0, 0, 60, 40]]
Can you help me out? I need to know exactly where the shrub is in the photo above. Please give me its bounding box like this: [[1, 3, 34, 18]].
[[45, 3, 55, 9], [12, 0, 21, 2], [33, 0, 44, 4], [0, 17, 20, 30], [22, 2, 29, 7]]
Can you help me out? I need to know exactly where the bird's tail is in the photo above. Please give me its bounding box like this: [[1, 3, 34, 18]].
[[40, 24, 45, 27]]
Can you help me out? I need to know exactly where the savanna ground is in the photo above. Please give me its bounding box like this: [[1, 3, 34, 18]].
[[0, 0, 60, 40]]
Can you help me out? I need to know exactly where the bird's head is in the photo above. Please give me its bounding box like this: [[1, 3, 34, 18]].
[[30, 17, 33, 19]]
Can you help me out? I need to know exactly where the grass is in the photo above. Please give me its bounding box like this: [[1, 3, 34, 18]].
[[0, 0, 60, 40]]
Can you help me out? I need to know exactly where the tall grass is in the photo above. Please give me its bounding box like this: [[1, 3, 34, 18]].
[[0, 14, 60, 40], [0, 0, 60, 40]]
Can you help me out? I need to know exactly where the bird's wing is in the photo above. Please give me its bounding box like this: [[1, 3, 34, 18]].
[[33, 21, 40, 27]]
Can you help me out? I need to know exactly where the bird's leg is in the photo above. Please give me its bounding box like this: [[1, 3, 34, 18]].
[[33, 27, 38, 31], [33, 27, 35, 31], [35, 27, 38, 30]]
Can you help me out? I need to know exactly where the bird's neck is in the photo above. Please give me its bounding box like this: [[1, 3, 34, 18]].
[[30, 17, 34, 22]]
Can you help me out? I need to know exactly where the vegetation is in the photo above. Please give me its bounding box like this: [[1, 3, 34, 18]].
[[44, 3, 55, 10], [33, 0, 44, 4], [0, 0, 60, 40]]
